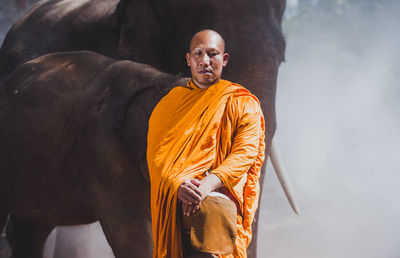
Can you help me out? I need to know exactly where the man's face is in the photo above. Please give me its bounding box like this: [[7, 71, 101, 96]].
[[186, 31, 229, 88]]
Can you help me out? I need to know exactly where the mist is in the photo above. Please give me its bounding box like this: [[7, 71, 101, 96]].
[[1, 0, 400, 258], [0, 0, 35, 43], [258, 1, 400, 257]]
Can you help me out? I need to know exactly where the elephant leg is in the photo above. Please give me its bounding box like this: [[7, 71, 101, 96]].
[[9, 215, 54, 258], [99, 180, 153, 258], [100, 206, 153, 258]]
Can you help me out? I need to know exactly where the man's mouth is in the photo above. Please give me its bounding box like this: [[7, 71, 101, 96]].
[[198, 69, 213, 74]]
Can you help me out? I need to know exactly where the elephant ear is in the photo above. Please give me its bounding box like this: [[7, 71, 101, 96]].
[[93, 60, 180, 180], [120, 86, 162, 182]]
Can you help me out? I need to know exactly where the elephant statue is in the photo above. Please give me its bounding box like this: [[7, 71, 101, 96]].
[[0, 0, 288, 257]]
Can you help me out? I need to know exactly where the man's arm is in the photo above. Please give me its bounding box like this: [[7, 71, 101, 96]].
[[210, 96, 263, 192], [180, 96, 263, 216]]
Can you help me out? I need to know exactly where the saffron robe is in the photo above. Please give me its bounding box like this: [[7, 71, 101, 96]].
[[147, 79, 265, 258]]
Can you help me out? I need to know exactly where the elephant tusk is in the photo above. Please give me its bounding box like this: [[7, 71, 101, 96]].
[[269, 137, 300, 215]]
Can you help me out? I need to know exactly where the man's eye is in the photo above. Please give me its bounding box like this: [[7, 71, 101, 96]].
[[209, 52, 217, 57], [194, 52, 202, 56]]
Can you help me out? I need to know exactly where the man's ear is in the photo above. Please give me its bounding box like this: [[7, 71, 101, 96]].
[[185, 53, 191, 66], [222, 53, 229, 67]]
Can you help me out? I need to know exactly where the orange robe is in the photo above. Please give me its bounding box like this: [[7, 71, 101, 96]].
[[147, 79, 265, 258]]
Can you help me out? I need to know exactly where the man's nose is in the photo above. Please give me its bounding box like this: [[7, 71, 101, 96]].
[[200, 54, 210, 66]]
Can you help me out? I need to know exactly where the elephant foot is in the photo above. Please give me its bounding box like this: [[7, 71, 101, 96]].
[[8, 215, 54, 258]]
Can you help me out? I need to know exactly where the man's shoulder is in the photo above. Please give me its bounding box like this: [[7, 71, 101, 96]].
[[223, 85, 262, 119], [221, 80, 260, 108], [231, 94, 261, 115], [221, 79, 257, 97]]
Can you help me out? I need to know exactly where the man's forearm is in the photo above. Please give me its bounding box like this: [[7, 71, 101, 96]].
[[199, 174, 223, 197]]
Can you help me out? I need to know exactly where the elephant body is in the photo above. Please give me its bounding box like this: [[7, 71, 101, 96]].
[[0, 0, 286, 257], [0, 50, 187, 257]]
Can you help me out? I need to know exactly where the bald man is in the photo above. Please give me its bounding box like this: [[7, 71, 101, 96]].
[[147, 30, 265, 258]]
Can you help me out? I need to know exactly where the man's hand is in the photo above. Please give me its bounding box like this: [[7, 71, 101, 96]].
[[177, 178, 202, 207], [181, 202, 200, 217], [178, 174, 223, 216]]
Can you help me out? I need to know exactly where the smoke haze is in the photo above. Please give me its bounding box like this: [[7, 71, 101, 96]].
[[259, 1, 400, 258], [1, 0, 400, 258]]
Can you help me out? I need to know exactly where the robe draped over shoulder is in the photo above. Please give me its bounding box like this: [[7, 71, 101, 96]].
[[147, 79, 265, 258]]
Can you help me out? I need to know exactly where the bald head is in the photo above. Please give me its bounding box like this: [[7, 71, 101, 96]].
[[186, 29, 229, 88], [189, 29, 225, 53]]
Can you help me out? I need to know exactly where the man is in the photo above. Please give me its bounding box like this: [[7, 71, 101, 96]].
[[147, 30, 265, 258]]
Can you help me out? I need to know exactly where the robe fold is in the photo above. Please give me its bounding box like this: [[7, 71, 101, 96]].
[[147, 79, 265, 258]]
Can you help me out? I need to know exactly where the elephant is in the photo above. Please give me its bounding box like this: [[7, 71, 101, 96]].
[[0, 0, 286, 146], [0, 0, 288, 257], [0, 50, 188, 257]]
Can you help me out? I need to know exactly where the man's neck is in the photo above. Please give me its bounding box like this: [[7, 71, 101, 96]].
[[192, 78, 221, 89]]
